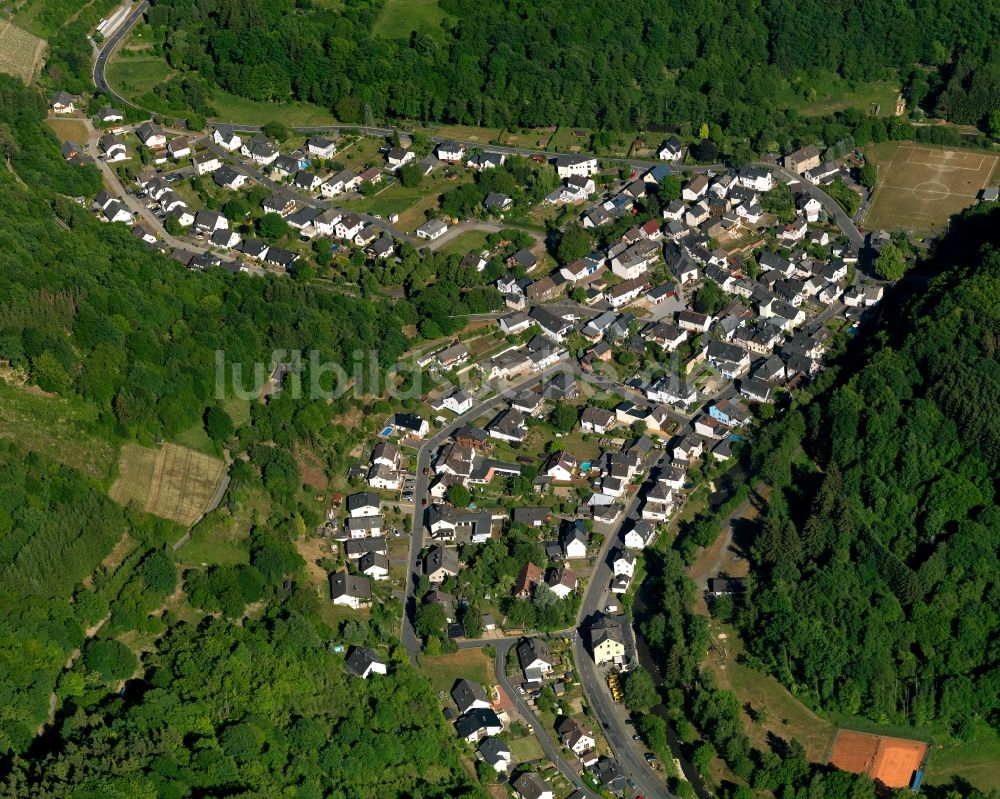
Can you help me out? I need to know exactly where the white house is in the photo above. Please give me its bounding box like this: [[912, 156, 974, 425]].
[[344, 646, 386, 678], [167, 137, 191, 159], [135, 122, 166, 149], [50, 91, 75, 114], [359, 551, 390, 581], [329, 572, 372, 609], [99, 135, 127, 162], [416, 219, 449, 240], [658, 137, 683, 163], [561, 522, 588, 559], [612, 550, 637, 577], [478, 737, 512, 774], [441, 389, 473, 414], [624, 519, 659, 549], [737, 167, 773, 192], [213, 126, 242, 151], [335, 213, 365, 240], [193, 153, 222, 175], [513, 773, 553, 799], [101, 200, 133, 224], [682, 175, 709, 201], [799, 196, 823, 222], [306, 136, 337, 159], [436, 141, 466, 162], [347, 491, 381, 518], [554, 155, 599, 178]]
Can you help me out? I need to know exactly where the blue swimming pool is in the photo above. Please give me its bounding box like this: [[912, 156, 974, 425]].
[[379, 426, 394, 436]]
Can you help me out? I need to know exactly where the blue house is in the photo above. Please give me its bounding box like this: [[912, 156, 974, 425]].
[[709, 398, 751, 427]]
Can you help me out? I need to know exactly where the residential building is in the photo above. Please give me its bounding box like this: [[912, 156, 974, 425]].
[[416, 219, 449, 240], [344, 646, 386, 678], [329, 572, 372, 609], [516, 637, 554, 683], [785, 144, 821, 175], [589, 614, 626, 665]]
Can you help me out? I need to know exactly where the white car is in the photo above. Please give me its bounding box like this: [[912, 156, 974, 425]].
[[605, 604, 618, 613]]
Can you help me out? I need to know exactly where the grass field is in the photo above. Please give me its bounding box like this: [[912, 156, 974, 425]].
[[418, 647, 496, 695], [779, 74, 901, 117], [0, 20, 45, 83], [703, 621, 837, 762], [436, 229, 490, 257], [508, 733, 545, 762], [110, 442, 227, 526], [372, 0, 455, 38], [44, 116, 91, 144], [0, 376, 117, 480], [106, 54, 175, 99], [548, 126, 595, 153], [171, 418, 218, 456], [864, 142, 998, 231]]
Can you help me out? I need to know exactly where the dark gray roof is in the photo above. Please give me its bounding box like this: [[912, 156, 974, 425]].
[[344, 646, 383, 677]]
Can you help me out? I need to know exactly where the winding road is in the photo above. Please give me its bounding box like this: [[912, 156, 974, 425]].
[[91, 5, 866, 254], [87, 12, 864, 796]]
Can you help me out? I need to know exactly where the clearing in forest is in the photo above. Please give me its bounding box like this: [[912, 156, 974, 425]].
[[0, 21, 45, 84], [865, 143, 997, 232], [111, 442, 227, 526], [828, 729, 927, 789]]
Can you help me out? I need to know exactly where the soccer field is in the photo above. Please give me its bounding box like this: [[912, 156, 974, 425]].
[[865, 143, 998, 232]]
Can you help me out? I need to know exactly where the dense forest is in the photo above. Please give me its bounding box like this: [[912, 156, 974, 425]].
[[0, 77, 506, 476], [741, 207, 1000, 733], [637, 206, 1000, 796], [141, 0, 1000, 138], [0, 76, 487, 796]]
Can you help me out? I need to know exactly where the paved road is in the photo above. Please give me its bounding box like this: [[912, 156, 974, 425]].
[[771, 164, 865, 251], [491, 639, 602, 799], [572, 449, 678, 799], [401, 361, 573, 660], [94, 16, 865, 256], [92, 0, 148, 106]]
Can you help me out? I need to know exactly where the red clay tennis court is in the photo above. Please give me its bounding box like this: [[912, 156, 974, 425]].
[[828, 730, 927, 788]]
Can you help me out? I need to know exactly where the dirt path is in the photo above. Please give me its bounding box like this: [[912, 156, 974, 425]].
[[688, 486, 767, 613], [38, 611, 111, 735]]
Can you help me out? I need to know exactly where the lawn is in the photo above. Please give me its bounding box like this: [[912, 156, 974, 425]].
[[44, 117, 92, 145], [437, 229, 490, 257], [508, 733, 545, 762], [222, 397, 251, 428], [418, 647, 496, 695], [179, 525, 251, 566], [336, 135, 388, 166], [106, 54, 175, 99], [0, 377, 118, 481], [372, 0, 455, 38], [171, 418, 219, 456], [547, 126, 594, 154], [921, 719, 1000, 791], [430, 124, 505, 145], [210, 91, 339, 127]]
